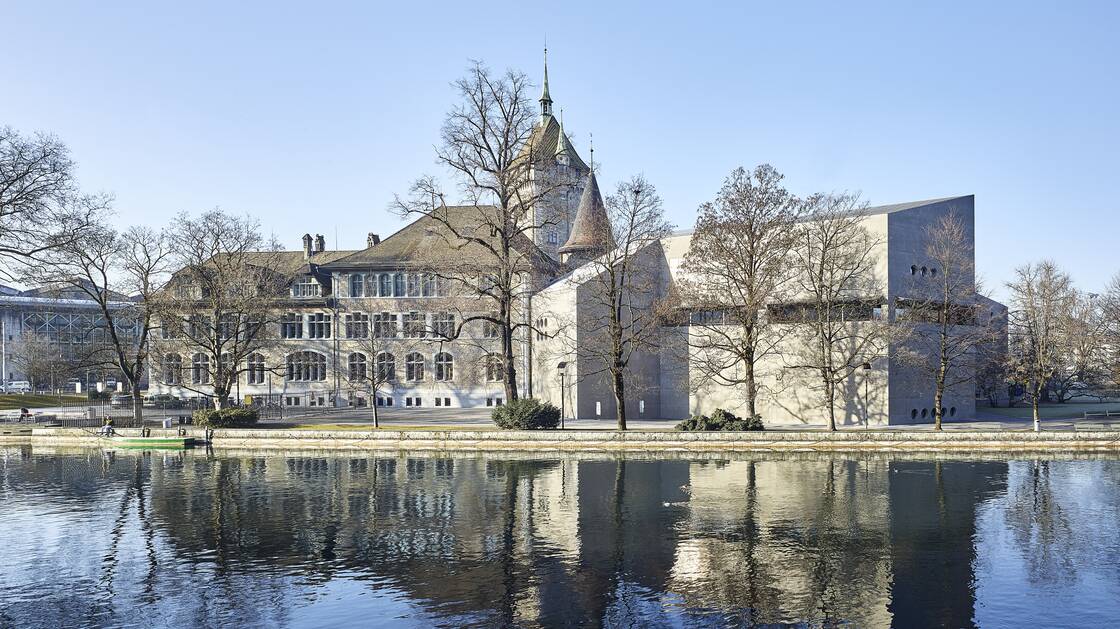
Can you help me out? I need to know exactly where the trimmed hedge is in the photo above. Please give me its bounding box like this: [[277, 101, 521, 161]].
[[676, 408, 764, 432], [192, 407, 260, 428], [491, 398, 561, 430]]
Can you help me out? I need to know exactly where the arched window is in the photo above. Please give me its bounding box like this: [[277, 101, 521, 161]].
[[349, 273, 364, 297], [393, 272, 405, 297], [434, 352, 454, 382], [286, 351, 326, 381], [376, 352, 396, 382], [246, 353, 266, 384], [484, 354, 504, 382], [405, 352, 424, 381], [163, 353, 182, 385], [348, 352, 367, 381], [910, 265, 917, 275], [191, 353, 210, 385], [379, 273, 392, 297]]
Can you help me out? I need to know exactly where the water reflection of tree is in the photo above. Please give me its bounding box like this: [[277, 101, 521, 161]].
[[1003, 461, 1075, 585]]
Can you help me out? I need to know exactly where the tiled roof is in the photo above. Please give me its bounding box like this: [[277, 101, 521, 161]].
[[519, 115, 588, 171], [559, 171, 615, 254], [322, 205, 561, 274]]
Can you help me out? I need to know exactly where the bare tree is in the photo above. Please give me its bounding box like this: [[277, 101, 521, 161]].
[[154, 210, 285, 409], [1103, 274, 1120, 393], [678, 165, 804, 420], [34, 222, 171, 422], [1048, 290, 1107, 403], [894, 212, 1000, 430], [0, 127, 106, 279], [10, 331, 76, 390], [784, 193, 890, 431], [394, 61, 569, 403], [574, 175, 672, 430], [1006, 261, 1075, 431]]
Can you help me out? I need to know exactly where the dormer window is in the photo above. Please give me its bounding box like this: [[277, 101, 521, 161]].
[[292, 277, 321, 298]]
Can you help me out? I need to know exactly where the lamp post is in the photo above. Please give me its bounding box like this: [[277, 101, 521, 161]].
[[862, 362, 872, 430], [557, 361, 567, 430]]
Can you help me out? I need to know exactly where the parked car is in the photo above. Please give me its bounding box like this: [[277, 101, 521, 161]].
[[144, 394, 183, 409], [4, 381, 32, 394], [110, 394, 133, 408]]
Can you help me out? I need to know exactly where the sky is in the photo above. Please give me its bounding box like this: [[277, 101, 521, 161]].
[[4, 1, 1118, 298]]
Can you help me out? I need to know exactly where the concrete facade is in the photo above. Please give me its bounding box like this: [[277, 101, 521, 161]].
[[534, 195, 1004, 427]]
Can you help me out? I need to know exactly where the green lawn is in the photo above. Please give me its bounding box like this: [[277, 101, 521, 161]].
[[981, 402, 1120, 420], [0, 394, 89, 410], [282, 423, 499, 431]]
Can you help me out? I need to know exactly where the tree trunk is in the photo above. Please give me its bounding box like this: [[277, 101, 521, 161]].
[[744, 357, 757, 419], [1032, 381, 1042, 432], [132, 388, 144, 426], [933, 384, 944, 432], [613, 370, 627, 431], [371, 386, 379, 428], [825, 380, 837, 431], [502, 323, 518, 403]]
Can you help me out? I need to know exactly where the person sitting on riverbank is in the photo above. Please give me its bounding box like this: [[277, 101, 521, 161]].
[[99, 417, 114, 437], [18, 408, 31, 422]]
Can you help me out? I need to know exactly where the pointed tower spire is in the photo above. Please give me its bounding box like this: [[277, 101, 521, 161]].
[[559, 166, 615, 267], [555, 109, 568, 162], [540, 46, 553, 119]]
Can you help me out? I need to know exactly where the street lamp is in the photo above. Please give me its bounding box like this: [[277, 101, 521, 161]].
[[862, 362, 872, 430], [557, 361, 567, 430]]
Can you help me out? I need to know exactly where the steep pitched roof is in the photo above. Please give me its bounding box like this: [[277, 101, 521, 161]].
[[323, 205, 562, 275], [559, 171, 615, 254], [519, 115, 589, 171]]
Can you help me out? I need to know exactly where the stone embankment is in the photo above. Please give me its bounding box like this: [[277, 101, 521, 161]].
[[7, 426, 1120, 453]]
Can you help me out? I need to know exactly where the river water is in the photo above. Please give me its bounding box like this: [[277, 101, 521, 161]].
[[0, 446, 1118, 628]]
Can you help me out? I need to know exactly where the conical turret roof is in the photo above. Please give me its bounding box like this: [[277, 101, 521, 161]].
[[559, 171, 615, 255]]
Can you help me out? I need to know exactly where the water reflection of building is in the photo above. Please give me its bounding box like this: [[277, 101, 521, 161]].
[[140, 452, 1011, 627]]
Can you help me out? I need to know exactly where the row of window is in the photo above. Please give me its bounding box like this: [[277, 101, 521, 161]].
[[910, 406, 957, 420], [909, 265, 939, 277], [345, 272, 450, 298], [161, 351, 504, 385], [280, 312, 467, 340]]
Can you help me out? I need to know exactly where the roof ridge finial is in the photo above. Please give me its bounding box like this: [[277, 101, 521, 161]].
[[540, 45, 553, 119], [589, 132, 594, 172]]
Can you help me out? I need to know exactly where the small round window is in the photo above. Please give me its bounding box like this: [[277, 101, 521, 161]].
[[911, 409, 918, 420], [921, 266, 928, 276], [950, 406, 957, 417], [910, 265, 917, 275], [921, 408, 928, 418], [930, 267, 938, 277]]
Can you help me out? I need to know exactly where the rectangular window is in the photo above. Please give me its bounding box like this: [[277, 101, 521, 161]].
[[482, 317, 500, 339], [292, 277, 321, 298], [435, 397, 442, 407], [407, 273, 420, 297], [432, 312, 455, 339], [393, 273, 405, 297], [639, 400, 645, 414], [596, 401, 602, 416], [308, 313, 331, 339], [444, 397, 450, 407], [373, 312, 398, 338], [421, 273, 435, 297], [345, 313, 369, 339], [281, 314, 303, 339], [402, 312, 426, 338]]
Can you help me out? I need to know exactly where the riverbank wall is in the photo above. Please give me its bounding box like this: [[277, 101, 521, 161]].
[[6, 426, 1120, 453]]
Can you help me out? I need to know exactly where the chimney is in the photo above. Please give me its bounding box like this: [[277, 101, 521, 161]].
[[314, 234, 325, 253], [302, 234, 313, 259], [367, 233, 380, 247]]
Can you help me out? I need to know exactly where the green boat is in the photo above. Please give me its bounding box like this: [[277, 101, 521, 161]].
[[110, 437, 199, 449]]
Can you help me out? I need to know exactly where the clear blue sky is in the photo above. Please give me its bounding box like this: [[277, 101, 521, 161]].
[[5, 1, 1118, 296]]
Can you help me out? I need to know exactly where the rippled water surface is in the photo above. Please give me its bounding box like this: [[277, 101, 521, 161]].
[[1, 447, 1119, 628]]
